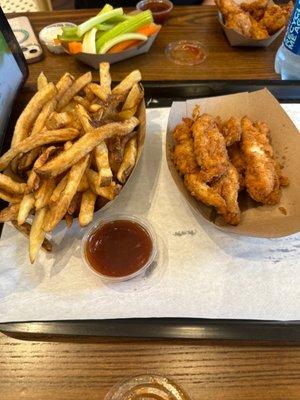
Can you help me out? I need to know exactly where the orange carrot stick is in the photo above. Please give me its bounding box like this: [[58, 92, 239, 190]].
[[68, 41, 82, 54]]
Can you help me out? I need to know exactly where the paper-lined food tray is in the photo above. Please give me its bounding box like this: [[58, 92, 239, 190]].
[[1, 105, 300, 324], [166, 89, 300, 238]]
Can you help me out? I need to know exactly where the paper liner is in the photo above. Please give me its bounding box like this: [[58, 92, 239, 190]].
[[166, 89, 300, 238], [217, 11, 284, 47]]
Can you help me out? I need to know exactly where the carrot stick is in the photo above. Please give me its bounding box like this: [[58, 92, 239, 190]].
[[137, 23, 161, 37], [68, 41, 82, 54], [108, 39, 142, 54]]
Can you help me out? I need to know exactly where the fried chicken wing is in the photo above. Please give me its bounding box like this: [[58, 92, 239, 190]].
[[173, 118, 199, 176], [241, 0, 268, 21], [215, 0, 241, 16], [225, 12, 253, 37], [222, 117, 242, 146], [250, 19, 269, 39], [213, 163, 241, 225], [192, 114, 229, 182], [260, 3, 293, 35], [241, 116, 280, 204], [184, 173, 227, 217]]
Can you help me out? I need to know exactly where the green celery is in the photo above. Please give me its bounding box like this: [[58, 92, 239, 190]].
[[95, 22, 116, 31], [99, 33, 147, 54], [76, 8, 123, 37], [58, 34, 82, 42], [97, 3, 113, 15], [96, 10, 153, 52], [62, 26, 78, 36], [82, 27, 97, 53]]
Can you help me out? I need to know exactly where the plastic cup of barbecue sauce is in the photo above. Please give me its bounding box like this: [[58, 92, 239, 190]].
[[82, 215, 157, 282], [136, 0, 173, 24]]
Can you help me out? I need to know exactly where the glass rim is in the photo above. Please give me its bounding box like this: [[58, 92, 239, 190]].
[[81, 214, 157, 282], [136, 0, 174, 14]]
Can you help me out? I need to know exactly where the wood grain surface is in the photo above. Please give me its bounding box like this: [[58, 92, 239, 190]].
[[13, 7, 282, 84], [1, 333, 300, 400]]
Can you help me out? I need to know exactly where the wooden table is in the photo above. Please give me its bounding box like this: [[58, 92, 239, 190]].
[[2, 6, 300, 400], [19, 7, 282, 84]]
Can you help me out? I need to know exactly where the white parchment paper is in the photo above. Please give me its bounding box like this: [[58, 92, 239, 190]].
[[1, 105, 300, 323]]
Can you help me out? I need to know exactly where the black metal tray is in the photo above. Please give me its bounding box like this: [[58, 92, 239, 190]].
[[1, 80, 300, 340]]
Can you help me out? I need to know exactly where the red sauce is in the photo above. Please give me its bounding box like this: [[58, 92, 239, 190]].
[[85, 220, 153, 278], [139, 1, 172, 24]]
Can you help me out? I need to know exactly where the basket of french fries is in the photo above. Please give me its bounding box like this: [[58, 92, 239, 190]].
[[0, 62, 146, 263]]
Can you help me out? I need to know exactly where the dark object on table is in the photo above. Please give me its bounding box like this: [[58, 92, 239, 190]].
[[75, 0, 202, 8]]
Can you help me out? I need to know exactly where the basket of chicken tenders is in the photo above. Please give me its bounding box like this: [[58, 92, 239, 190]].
[[166, 89, 300, 238], [215, 0, 293, 47]]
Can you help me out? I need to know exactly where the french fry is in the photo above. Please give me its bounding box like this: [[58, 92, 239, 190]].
[[0, 203, 20, 222], [46, 112, 72, 130], [108, 130, 136, 173], [0, 189, 22, 203], [26, 146, 57, 193], [112, 70, 142, 96], [87, 169, 121, 200], [77, 172, 89, 192], [43, 155, 90, 232], [87, 82, 109, 102], [56, 72, 74, 101], [49, 174, 68, 204], [76, 104, 93, 133], [64, 213, 73, 228], [35, 178, 56, 210], [11, 83, 56, 147], [117, 137, 138, 184], [0, 128, 79, 171], [84, 85, 95, 103], [36, 118, 139, 178], [29, 207, 47, 264], [119, 83, 144, 119], [67, 192, 81, 215], [12, 221, 53, 252], [57, 72, 92, 111], [37, 72, 48, 90], [0, 173, 26, 194], [17, 193, 35, 225], [79, 189, 96, 227], [94, 142, 113, 186], [74, 96, 90, 109], [17, 149, 41, 172], [99, 62, 111, 94], [89, 103, 102, 113], [31, 98, 57, 136]]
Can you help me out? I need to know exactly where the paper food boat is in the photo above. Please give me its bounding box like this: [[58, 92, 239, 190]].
[[73, 32, 159, 68], [217, 11, 284, 47], [166, 89, 300, 238]]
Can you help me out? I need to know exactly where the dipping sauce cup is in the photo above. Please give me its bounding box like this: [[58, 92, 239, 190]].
[[82, 215, 157, 282], [136, 0, 173, 24]]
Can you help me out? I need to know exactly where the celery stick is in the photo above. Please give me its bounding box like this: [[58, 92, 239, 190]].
[[95, 22, 116, 31], [96, 10, 153, 52], [107, 14, 131, 23], [99, 33, 147, 54], [82, 27, 97, 54], [58, 34, 82, 42], [62, 26, 78, 36], [77, 8, 123, 37], [97, 3, 113, 15]]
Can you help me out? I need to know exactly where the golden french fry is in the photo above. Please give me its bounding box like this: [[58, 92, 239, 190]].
[[87, 82, 109, 102], [117, 137, 137, 184], [0, 203, 20, 222], [36, 118, 139, 178], [26, 146, 57, 193], [94, 142, 113, 187], [29, 207, 47, 264], [77, 172, 89, 192], [56, 72, 74, 101], [79, 189, 96, 227], [35, 178, 56, 210], [49, 175, 68, 205], [84, 85, 95, 103], [64, 213, 73, 228], [87, 169, 121, 200], [108, 130, 137, 174], [76, 104, 92, 133], [0, 173, 26, 194], [37, 72, 48, 91], [74, 96, 90, 109], [112, 70, 141, 96], [99, 62, 111, 94], [64, 141, 73, 151], [122, 83, 144, 111], [17, 193, 35, 225], [57, 72, 92, 111], [11, 83, 56, 147], [89, 103, 102, 113], [67, 192, 81, 215], [17, 149, 41, 172], [0, 128, 79, 171], [31, 98, 57, 136], [46, 111, 72, 130], [43, 155, 89, 232], [12, 221, 53, 252], [0, 189, 22, 203]]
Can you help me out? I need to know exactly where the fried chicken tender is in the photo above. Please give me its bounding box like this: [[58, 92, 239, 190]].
[[184, 173, 227, 217], [213, 163, 241, 225], [225, 12, 253, 37], [241, 116, 281, 205], [173, 118, 199, 176], [260, 2, 293, 35], [215, 0, 241, 17], [228, 143, 246, 189], [251, 19, 269, 39], [241, 0, 268, 21], [222, 117, 242, 146], [192, 114, 229, 182]]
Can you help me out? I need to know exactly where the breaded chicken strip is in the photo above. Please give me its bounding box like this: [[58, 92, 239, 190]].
[[192, 114, 229, 182], [241, 0, 268, 21], [225, 12, 253, 37], [213, 163, 241, 225], [241, 117, 280, 204], [228, 143, 246, 189], [215, 0, 241, 17], [260, 2, 293, 35], [222, 117, 242, 146], [173, 118, 199, 176]]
